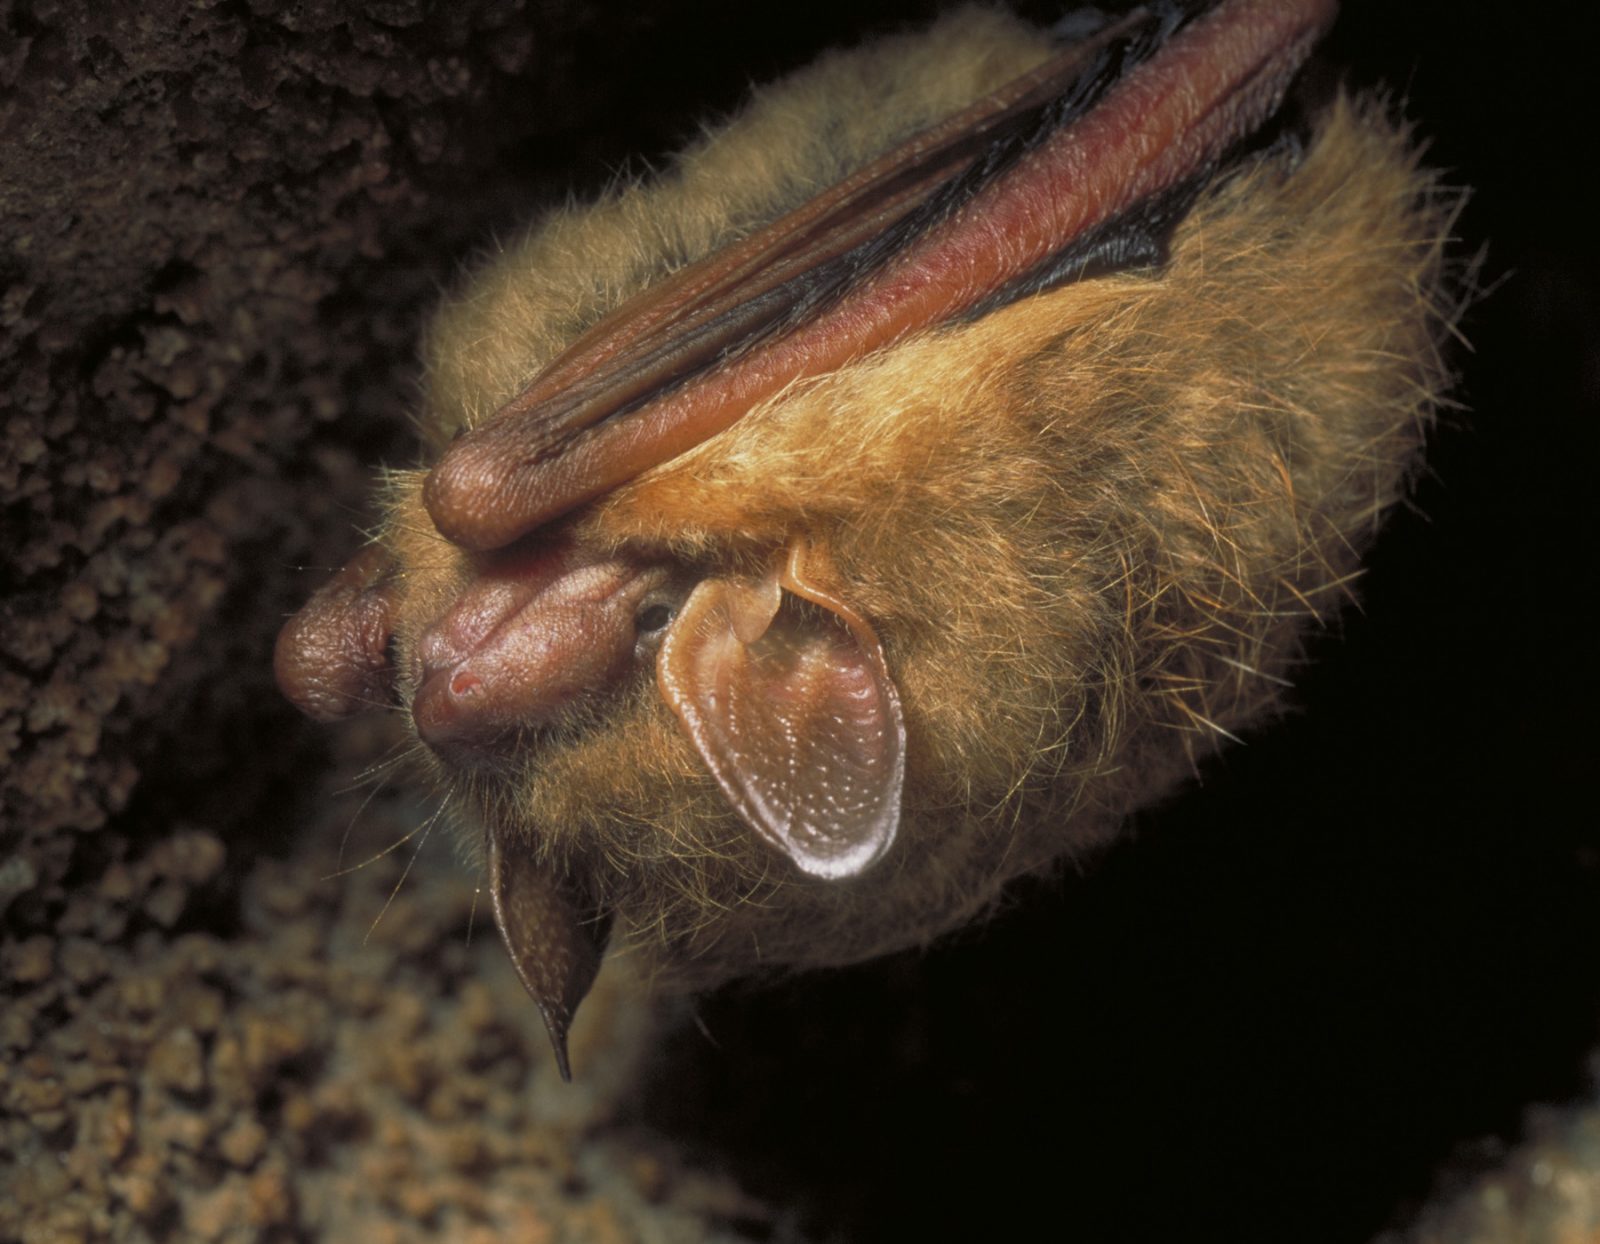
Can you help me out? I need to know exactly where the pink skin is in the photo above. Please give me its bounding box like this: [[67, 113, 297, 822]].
[[410, 540, 678, 757]]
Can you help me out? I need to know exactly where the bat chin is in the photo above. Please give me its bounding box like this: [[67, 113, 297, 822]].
[[275, 0, 1461, 1078]]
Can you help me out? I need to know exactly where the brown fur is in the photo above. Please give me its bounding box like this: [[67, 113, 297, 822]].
[[377, 9, 1460, 989]]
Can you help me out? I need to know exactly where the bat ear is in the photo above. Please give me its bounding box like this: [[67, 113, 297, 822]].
[[487, 823, 612, 1082], [658, 543, 905, 879]]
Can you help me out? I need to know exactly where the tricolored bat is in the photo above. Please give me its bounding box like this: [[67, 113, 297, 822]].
[[276, 0, 1458, 1078]]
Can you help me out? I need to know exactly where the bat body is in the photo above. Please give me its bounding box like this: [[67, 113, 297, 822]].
[[277, 1, 1458, 1076]]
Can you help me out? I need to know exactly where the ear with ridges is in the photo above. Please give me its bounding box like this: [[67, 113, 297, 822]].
[[657, 541, 905, 879], [487, 823, 612, 1082]]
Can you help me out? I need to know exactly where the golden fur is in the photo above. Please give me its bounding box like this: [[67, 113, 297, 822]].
[[379, 9, 1460, 988]]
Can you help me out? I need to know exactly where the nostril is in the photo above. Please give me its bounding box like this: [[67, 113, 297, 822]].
[[412, 660, 520, 761], [412, 664, 470, 751]]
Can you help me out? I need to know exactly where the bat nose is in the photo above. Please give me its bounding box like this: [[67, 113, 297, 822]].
[[411, 662, 519, 756], [410, 550, 672, 758]]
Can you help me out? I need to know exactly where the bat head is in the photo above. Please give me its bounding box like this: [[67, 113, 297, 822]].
[[275, 0, 1459, 1077]]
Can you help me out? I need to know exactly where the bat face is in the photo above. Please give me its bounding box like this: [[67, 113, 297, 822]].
[[276, 0, 1459, 1076]]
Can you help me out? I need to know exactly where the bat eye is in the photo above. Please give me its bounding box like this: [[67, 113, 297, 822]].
[[636, 603, 673, 634], [633, 587, 685, 663]]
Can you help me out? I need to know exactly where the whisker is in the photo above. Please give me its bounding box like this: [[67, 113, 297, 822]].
[[363, 797, 449, 945], [323, 795, 441, 881]]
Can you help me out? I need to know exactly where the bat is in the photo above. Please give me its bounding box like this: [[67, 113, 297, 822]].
[[275, 0, 1459, 1079]]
